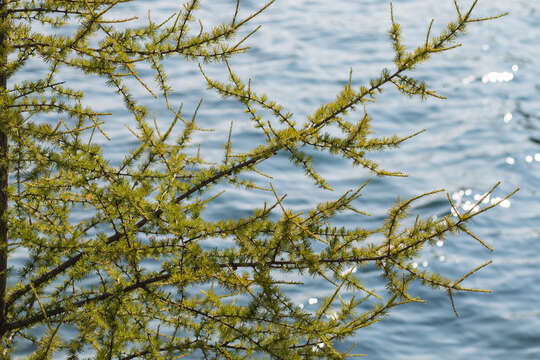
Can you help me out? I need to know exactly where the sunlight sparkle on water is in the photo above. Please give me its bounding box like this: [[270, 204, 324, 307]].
[[512, 64, 519, 72], [535, 153, 540, 162], [489, 196, 511, 208], [340, 266, 357, 276], [474, 193, 491, 204], [462, 200, 472, 210], [463, 202, 480, 213], [504, 112, 513, 123], [482, 71, 514, 83], [436, 240, 444, 247], [526, 155, 533, 163], [450, 188, 511, 218], [462, 75, 476, 85], [505, 157, 515, 165], [326, 312, 339, 321], [308, 297, 318, 305]]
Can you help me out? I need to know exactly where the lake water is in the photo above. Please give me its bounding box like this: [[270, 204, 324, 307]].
[[11, 0, 540, 358]]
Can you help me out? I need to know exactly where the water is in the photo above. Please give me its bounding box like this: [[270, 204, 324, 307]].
[[10, 0, 540, 358]]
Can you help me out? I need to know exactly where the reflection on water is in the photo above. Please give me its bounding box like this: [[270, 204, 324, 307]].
[[505, 153, 540, 165], [462, 75, 476, 85], [340, 265, 358, 276], [450, 189, 512, 217], [463, 65, 518, 85], [482, 71, 514, 83]]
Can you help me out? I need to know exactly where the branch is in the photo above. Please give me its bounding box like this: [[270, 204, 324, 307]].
[[4, 146, 276, 311]]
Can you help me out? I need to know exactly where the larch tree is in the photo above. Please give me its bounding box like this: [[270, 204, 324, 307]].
[[0, 0, 516, 359]]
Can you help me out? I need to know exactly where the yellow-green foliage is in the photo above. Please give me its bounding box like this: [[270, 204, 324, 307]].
[[0, 0, 516, 358]]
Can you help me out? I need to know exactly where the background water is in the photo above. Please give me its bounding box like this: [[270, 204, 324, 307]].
[[12, 0, 540, 358]]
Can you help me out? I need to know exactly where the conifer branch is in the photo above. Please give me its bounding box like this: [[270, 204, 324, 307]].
[[0, 1, 519, 357], [4, 146, 274, 309]]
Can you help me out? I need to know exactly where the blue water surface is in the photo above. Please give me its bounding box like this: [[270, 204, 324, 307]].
[[11, 0, 540, 358]]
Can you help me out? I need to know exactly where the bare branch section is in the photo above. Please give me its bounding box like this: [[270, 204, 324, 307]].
[[0, 0, 515, 358]]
